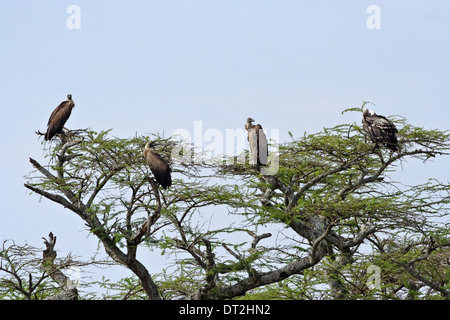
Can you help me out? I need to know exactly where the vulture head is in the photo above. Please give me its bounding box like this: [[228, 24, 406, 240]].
[[363, 108, 376, 118], [145, 141, 156, 150], [245, 117, 255, 130]]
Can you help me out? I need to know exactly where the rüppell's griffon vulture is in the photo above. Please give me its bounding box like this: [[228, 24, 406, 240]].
[[45, 94, 75, 141], [362, 108, 398, 152], [245, 117, 268, 165], [144, 142, 172, 189]]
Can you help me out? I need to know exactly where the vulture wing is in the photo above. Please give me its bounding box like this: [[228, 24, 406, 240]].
[[248, 128, 259, 165], [363, 114, 398, 151], [373, 115, 398, 151], [45, 99, 74, 141], [255, 124, 268, 165], [145, 149, 172, 189]]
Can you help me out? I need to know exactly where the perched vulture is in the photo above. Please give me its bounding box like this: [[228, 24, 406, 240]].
[[144, 142, 172, 189], [45, 94, 75, 141], [362, 108, 398, 152], [245, 117, 268, 165]]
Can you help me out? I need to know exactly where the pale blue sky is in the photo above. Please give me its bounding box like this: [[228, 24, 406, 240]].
[[1, 1, 449, 290]]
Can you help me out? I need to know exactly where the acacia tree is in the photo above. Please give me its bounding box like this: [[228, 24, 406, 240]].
[[19, 106, 450, 300]]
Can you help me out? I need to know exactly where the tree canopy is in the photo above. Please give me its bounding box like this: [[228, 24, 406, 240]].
[[2, 106, 449, 300]]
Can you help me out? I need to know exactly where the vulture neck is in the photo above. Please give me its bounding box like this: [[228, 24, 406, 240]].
[[144, 143, 155, 155], [67, 97, 75, 108]]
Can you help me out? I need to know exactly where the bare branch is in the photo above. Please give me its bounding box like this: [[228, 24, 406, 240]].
[[27, 157, 84, 213], [200, 238, 218, 294], [41, 232, 78, 300], [341, 224, 377, 250], [309, 222, 335, 264], [56, 137, 84, 180], [222, 243, 241, 260], [247, 231, 272, 250], [24, 183, 83, 215]]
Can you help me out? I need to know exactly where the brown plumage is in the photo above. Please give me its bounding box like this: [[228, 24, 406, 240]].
[[144, 142, 172, 189], [362, 108, 398, 152], [45, 94, 75, 141], [245, 117, 268, 165]]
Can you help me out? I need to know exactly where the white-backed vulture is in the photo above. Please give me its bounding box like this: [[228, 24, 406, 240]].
[[245, 117, 268, 165], [45, 94, 75, 141], [362, 108, 398, 152], [144, 142, 172, 189]]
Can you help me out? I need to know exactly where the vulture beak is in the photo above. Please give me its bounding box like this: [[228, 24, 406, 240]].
[[145, 142, 157, 149]]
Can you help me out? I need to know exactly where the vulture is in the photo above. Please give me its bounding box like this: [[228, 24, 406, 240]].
[[362, 108, 398, 152], [245, 117, 268, 165], [144, 142, 172, 189], [45, 94, 75, 141]]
